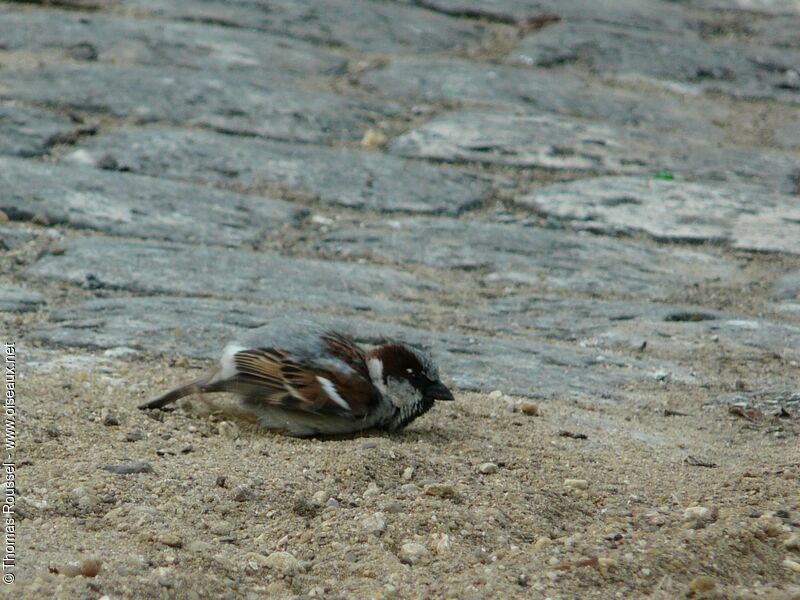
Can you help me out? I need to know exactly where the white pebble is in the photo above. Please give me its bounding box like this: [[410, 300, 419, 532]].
[[783, 558, 800, 573], [361, 512, 386, 535], [400, 542, 429, 564]]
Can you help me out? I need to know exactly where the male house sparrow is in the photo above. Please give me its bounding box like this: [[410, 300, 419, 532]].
[[139, 321, 454, 436]]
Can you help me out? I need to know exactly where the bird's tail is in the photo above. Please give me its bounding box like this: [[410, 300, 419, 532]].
[[139, 375, 225, 410]]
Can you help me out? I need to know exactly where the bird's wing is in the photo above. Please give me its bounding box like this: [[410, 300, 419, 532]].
[[232, 347, 378, 417], [320, 331, 371, 378]]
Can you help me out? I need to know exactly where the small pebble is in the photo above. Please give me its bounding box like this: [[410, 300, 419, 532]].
[[326, 497, 340, 509], [102, 413, 120, 427], [157, 533, 183, 548], [564, 478, 589, 490], [533, 537, 551, 550], [361, 512, 386, 535], [435, 534, 451, 555], [125, 430, 144, 442], [401, 467, 414, 481], [424, 483, 456, 498], [263, 551, 303, 575], [783, 558, 800, 573], [232, 484, 254, 502], [363, 482, 380, 497], [488, 390, 503, 400], [32, 212, 50, 226], [478, 462, 499, 475], [400, 484, 421, 496], [400, 542, 429, 565], [683, 506, 718, 529], [520, 403, 539, 416], [688, 575, 716, 593], [361, 128, 387, 149], [218, 421, 240, 440], [784, 534, 800, 550], [311, 490, 328, 505]]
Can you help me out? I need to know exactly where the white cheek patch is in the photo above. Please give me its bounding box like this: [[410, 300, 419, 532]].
[[213, 344, 247, 382], [367, 358, 387, 394], [316, 376, 351, 411]]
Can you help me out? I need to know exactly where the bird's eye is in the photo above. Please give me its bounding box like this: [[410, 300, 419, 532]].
[[406, 368, 413, 374]]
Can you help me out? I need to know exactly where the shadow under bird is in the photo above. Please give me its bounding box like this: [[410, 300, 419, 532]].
[[139, 321, 454, 436]]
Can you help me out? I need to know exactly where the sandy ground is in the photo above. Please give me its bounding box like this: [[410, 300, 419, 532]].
[[10, 347, 800, 599]]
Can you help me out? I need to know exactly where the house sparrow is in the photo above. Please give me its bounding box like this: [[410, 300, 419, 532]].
[[139, 321, 454, 436]]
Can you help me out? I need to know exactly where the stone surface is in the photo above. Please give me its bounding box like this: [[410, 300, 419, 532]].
[[389, 110, 648, 171], [0, 64, 397, 143], [62, 128, 497, 215], [119, 0, 484, 54], [513, 21, 800, 103], [775, 271, 800, 302], [23, 238, 435, 314], [519, 175, 800, 252], [0, 225, 38, 250], [0, 285, 46, 313], [317, 218, 736, 299], [390, 110, 800, 193], [361, 59, 723, 137], [470, 296, 800, 362], [0, 103, 80, 158], [681, 0, 800, 15], [0, 157, 301, 246], [0, 12, 346, 76], [29, 298, 689, 397], [403, 0, 691, 30]]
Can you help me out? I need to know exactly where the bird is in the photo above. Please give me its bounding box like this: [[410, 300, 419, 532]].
[[139, 321, 454, 436]]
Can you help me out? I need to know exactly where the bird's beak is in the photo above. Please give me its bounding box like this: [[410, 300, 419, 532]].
[[425, 381, 455, 401]]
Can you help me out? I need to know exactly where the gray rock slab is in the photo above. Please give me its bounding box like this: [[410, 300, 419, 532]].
[[389, 110, 648, 171], [361, 59, 723, 137], [0, 225, 38, 251], [23, 238, 436, 315], [118, 0, 484, 54], [0, 157, 301, 246], [62, 128, 496, 215], [773, 121, 800, 150], [750, 16, 800, 49], [390, 110, 800, 193], [681, 0, 800, 15], [0, 64, 397, 143], [316, 218, 736, 299], [0, 12, 346, 76], [513, 21, 800, 104], [774, 271, 800, 302], [0, 285, 45, 313], [29, 297, 686, 398], [0, 103, 80, 158], [470, 296, 800, 362], [519, 175, 800, 252], [404, 0, 693, 31]]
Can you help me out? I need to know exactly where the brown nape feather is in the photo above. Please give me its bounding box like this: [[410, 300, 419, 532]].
[[369, 344, 425, 381], [139, 375, 226, 410]]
